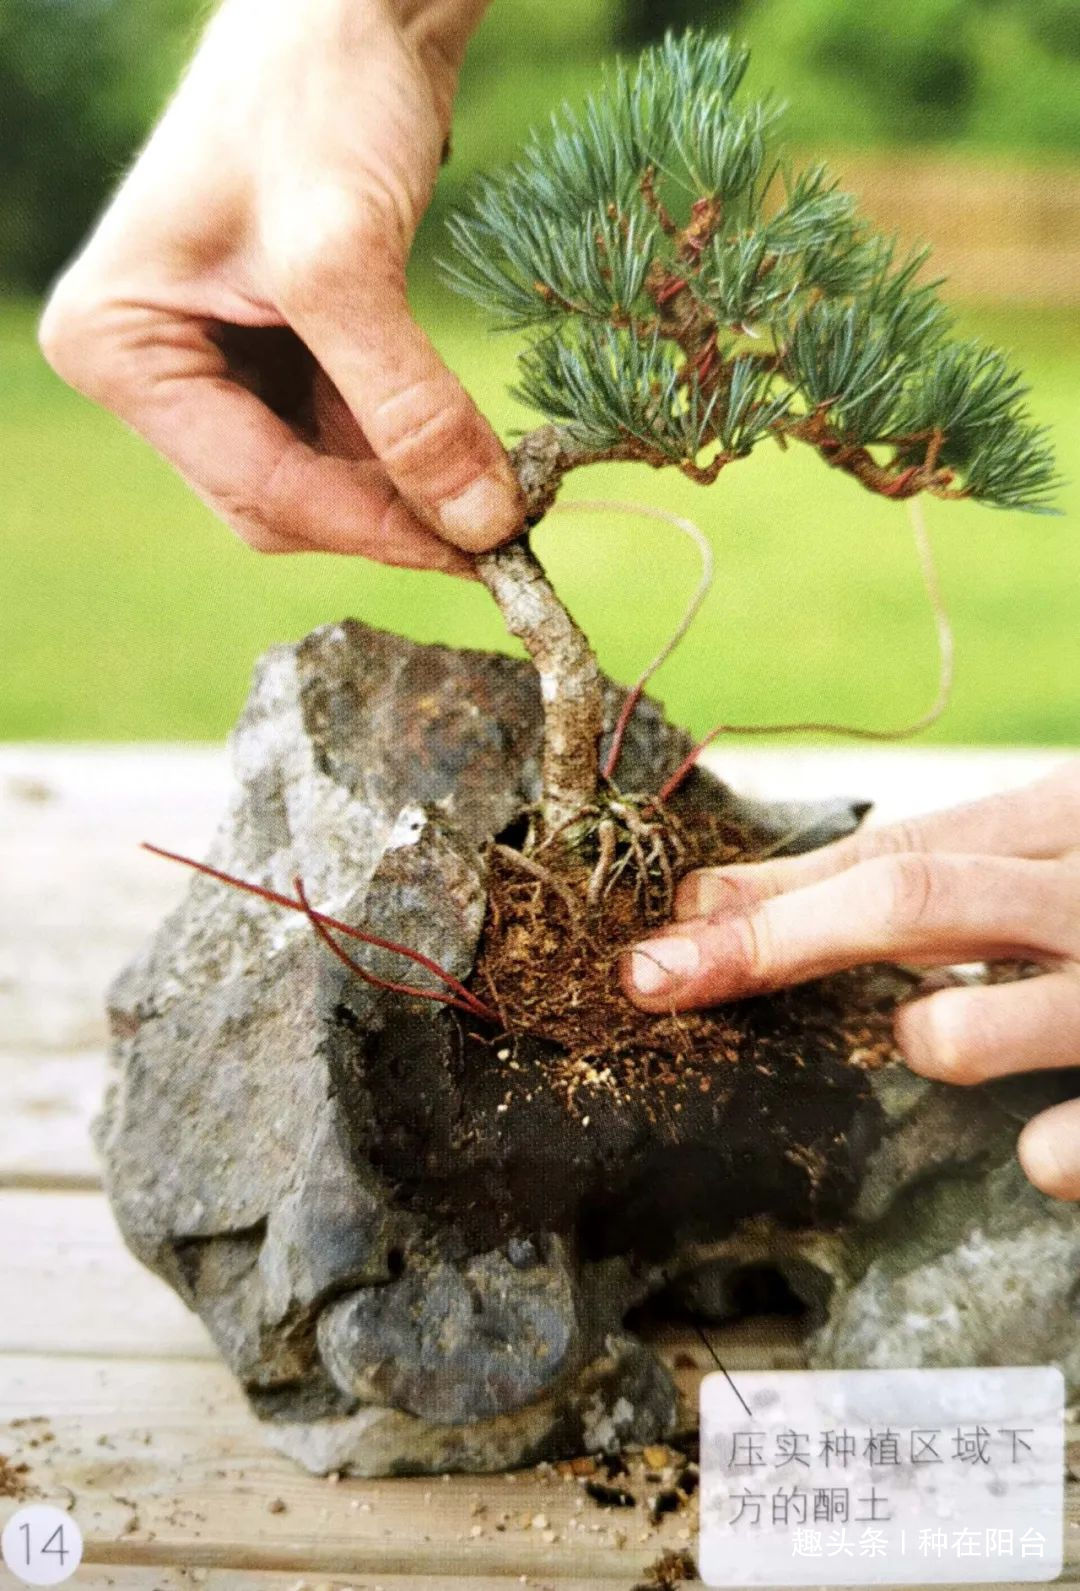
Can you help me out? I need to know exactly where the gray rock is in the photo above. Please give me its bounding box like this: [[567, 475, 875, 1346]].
[[97, 620, 1080, 1476], [812, 1132, 1080, 1381], [317, 1236, 586, 1424], [263, 1333, 677, 1478]]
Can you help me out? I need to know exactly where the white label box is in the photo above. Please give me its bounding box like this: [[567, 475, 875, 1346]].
[[699, 1366, 1064, 1586]]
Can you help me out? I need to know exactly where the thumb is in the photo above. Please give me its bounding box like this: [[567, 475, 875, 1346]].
[[283, 246, 523, 551]]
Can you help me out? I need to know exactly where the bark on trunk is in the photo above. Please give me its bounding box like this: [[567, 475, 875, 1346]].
[[475, 539, 603, 831], [469, 424, 606, 833]]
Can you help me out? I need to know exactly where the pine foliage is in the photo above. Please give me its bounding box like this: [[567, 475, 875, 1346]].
[[445, 33, 1057, 511]]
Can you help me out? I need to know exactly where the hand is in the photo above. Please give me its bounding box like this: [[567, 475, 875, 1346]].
[[38, 0, 521, 571], [624, 761, 1080, 1199]]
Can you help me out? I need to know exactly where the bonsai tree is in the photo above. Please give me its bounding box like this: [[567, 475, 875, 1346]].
[[124, 36, 1071, 1472], [151, 30, 1058, 1015], [444, 31, 1057, 838]]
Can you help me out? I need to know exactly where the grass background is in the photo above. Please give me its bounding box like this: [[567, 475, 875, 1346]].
[[4, 287, 1077, 747]]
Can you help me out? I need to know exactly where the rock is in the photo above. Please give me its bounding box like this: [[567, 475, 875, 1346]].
[[316, 1237, 585, 1424], [811, 1088, 1080, 1379], [262, 1333, 676, 1478], [96, 620, 1080, 1476]]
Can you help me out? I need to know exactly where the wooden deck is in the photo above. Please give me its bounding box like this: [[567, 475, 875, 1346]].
[[1, 742, 1077, 1590]]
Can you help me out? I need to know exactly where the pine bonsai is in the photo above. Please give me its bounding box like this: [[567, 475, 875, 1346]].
[[444, 31, 1057, 847], [127, 39, 1067, 1458], [152, 30, 1060, 1034]]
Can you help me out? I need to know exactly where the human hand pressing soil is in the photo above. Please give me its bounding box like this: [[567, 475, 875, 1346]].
[[39, 0, 521, 569], [625, 760, 1080, 1199]]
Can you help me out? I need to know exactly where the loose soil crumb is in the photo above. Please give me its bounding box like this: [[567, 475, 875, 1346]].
[[0, 1454, 33, 1499], [631, 1547, 699, 1589], [586, 1478, 636, 1508]]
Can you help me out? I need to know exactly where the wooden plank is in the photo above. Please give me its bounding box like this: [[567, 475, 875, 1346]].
[[0, 1355, 1077, 1584], [827, 153, 1080, 307], [0, 747, 226, 936], [0, 1192, 213, 1361], [0, 746, 225, 1058], [0, 1355, 700, 1581], [47, 1568, 1080, 1591], [43, 1571, 1080, 1591], [0, 1186, 805, 1379], [47, 1573, 624, 1590], [0, 1051, 104, 1188], [706, 746, 1074, 826], [0, 932, 148, 1054], [0, 745, 228, 832]]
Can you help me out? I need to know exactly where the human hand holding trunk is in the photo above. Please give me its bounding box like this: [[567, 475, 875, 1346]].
[[625, 761, 1080, 1199], [38, 0, 522, 568]]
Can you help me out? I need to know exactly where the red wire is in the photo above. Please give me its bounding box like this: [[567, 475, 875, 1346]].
[[141, 842, 497, 1024]]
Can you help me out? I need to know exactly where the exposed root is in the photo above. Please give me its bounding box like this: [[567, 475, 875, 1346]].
[[491, 841, 580, 925], [587, 818, 617, 910], [533, 804, 604, 857], [473, 813, 904, 1122], [527, 789, 690, 925]]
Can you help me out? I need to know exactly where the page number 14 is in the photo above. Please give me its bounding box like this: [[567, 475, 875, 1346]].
[[1, 1505, 84, 1586]]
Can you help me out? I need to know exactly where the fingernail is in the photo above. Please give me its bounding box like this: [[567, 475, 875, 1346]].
[[630, 936, 700, 996], [438, 471, 521, 548]]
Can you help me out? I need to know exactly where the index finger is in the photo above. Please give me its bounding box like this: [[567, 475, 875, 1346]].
[[676, 760, 1080, 922], [276, 219, 523, 551], [625, 852, 1078, 1011], [41, 294, 474, 570]]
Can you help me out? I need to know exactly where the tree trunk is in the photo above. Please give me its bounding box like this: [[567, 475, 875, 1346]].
[[465, 425, 605, 833], [475, 538, 603, 832]]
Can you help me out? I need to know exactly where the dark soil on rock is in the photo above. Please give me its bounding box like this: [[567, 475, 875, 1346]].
[[344, 791, 909, 1258], [473, 796, 899, 1113]]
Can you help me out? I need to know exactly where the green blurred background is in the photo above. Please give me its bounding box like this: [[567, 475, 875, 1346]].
[[3, 0, 1078, 744]]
